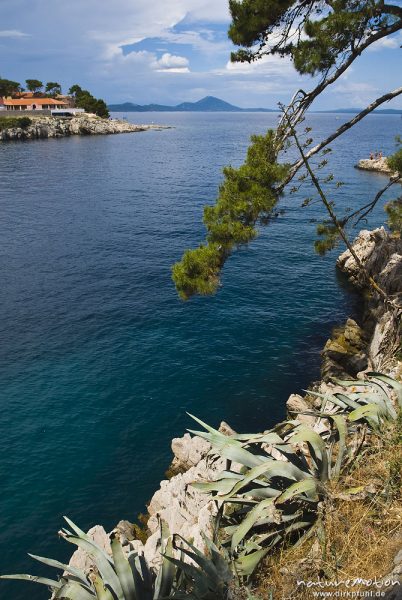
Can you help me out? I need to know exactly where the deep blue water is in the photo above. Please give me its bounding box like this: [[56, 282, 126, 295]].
[[0, 112, 400, 599]]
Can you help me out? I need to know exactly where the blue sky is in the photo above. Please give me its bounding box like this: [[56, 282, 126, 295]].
[[1, 0, 401, 109]]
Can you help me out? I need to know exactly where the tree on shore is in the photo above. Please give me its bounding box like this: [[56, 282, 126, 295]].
[[25, 79, 43, 94], [68, 84, 109, 118], [172, 0, 402, 300], [0, 77, 22, 97], [45, 81, 62, 97]]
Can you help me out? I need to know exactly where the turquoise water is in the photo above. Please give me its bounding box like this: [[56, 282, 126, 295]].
[[0, 113, 399, 599]]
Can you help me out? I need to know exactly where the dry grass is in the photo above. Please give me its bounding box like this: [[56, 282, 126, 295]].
[[250, 416, 402, 600]]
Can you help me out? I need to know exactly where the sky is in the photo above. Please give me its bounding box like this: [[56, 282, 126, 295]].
[[1, 0, 401, 109]]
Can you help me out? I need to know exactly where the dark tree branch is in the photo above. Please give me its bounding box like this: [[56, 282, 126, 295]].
[[383, 3, 402, 18], [277, 18, 402, 135], [277, 86, 402, 193], [284, 112, 392, 304], [344, 177, 400, 227]]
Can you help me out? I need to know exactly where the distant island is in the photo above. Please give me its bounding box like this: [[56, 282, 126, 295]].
[[108, 95, 402, 114], [108, 96, 276, 113]]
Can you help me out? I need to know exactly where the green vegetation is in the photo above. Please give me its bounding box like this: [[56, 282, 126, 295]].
[[0, 517, 232, 599], [0, 77, 22, 97], [385, 138, 402, 235], [1, 373, 400, 598], [188, 372, 401, 578], [69, 84, 109, 118], [25, 79, 43, 94], [172, 0, 402, 300], [172, 131, 288, 299], [45, 81, 62, 97], [0, 116, 32, 131]]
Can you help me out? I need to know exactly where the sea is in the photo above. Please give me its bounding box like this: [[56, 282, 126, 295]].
[[0, 111, 400, 599]]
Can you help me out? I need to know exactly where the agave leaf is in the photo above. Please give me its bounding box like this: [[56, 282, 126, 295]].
[[275, 478, 318, 504], [219, 459, 309, 501], [231, 432, 283, 443], [63, 533, 124, 600], [63, 518, 113, 567], [355, 392, 395, 420], [332, 378, 369, 388], [154, 536, 175, 599], [172, 540, 222, 589], [358, 391, 397, 420], [0, 574, 63, 589], [333, 393, 361, 410], [290, 427, 328, 482], [175, 534, 225, 586], [367, 372, 402, 408], [164, 555, 210, 595], [330, 414, 347, 479], [234, 548, 269, 577], [244, 486, 281, 499], [282, 520, 313, 538], [202, 535, 232, 583], [91, 572, 115, 600], [127, 553, 152, 599], [348, 403, 381, 423], [231, 499, 275, 551], [28, 553, 90, 587], [63, 517, 96, 543], [53, 579, 96, 599], [191, 478, 239, 495], [110, 534, 137, 600], [188, 428, 266, 469]]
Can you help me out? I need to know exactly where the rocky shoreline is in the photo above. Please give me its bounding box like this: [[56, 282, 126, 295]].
[[355, 157, 400, 181], [0, 113, 170, 141], [63, 227, 401, 587]]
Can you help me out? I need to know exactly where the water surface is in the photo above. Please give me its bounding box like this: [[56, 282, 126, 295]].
[[0, 112, 399, 599]]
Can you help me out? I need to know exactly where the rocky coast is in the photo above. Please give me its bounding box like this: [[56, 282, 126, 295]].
[[64, 227, 402, 596], [0, 113, 169, 141], [356, 157, 401, 181]]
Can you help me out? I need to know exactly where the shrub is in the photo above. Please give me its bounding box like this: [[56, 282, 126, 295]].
[[0, 116, 32, 131]]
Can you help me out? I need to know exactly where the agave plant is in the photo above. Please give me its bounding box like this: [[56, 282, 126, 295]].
[[188, 416, 330, 577], [304, 371, 401, 432], [188, 372, 401, 577], [0, 517, 233, 599]]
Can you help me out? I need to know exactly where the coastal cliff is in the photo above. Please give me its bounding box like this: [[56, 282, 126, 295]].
[[64, 227, 401, 595], [0, 113, 167, 141]]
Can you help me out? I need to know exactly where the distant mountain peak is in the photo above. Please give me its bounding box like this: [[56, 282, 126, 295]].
[[107, 96, 276, 113]]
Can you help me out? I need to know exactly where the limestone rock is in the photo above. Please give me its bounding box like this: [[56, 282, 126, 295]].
[[337, 228, 402, 370], [114, 520, 137, 544], [321, 319, 368, 380], [337, 228, 402, 291], [68, 525, 110, 573], [286, 394, 315, 424], [0, 114, 169, 141], [355, 157, 396, 177], [171, 433, 211, 471]]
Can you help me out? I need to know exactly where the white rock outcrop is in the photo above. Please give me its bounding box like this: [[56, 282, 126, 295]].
[[0, 113, 168, 141], [337, 227, 402, 370]]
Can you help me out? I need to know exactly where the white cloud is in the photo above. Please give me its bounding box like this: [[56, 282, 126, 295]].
[[0, 29, 30, 38], [154, 53, 190, 72], [333, 82, 378, 93]]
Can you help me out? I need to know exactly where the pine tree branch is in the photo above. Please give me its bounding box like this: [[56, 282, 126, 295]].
[[277, 86, 402, 193], [284, 112, 392, 304], [344, 176, 400, 227], [382, 3, 402, 18], [277, 19, 402, 135]]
